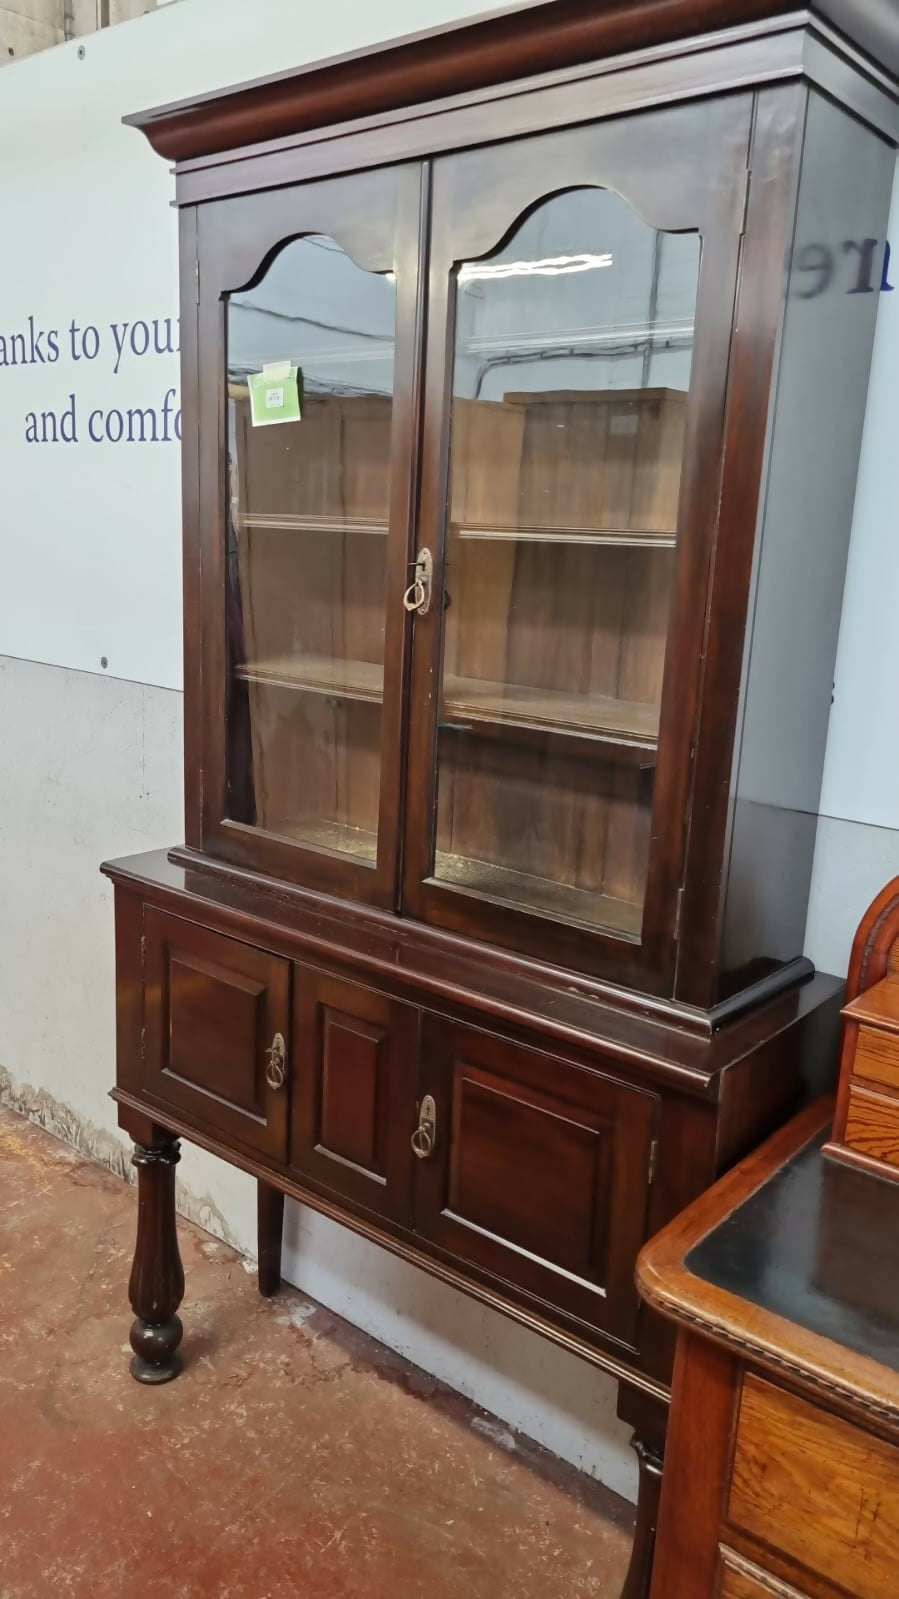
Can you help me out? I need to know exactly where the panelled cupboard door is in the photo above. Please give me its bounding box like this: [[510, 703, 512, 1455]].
[[414, 1018, 657, 1345], [142, 907, 290, 1160], [403, 96, 754, 987], [290, 968, 419, 1224], [193, 164, 426, 907]]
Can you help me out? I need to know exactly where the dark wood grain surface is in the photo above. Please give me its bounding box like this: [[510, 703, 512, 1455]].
[[125, 0, 899, 164], [103, 846, 842, 1092], [167, 20, 894, 1009], [401, 95, 752, 992]]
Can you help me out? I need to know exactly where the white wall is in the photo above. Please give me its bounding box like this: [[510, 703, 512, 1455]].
[[2, 0, 899, 1513]]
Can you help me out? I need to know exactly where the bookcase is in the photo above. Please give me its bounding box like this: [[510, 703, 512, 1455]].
[[102, 5, 899, 1594]]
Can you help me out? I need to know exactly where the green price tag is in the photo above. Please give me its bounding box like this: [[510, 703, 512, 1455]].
[[248, 361, 302, 427]]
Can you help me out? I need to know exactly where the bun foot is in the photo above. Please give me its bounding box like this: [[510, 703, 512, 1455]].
[[129, 1313, 184, 1383]]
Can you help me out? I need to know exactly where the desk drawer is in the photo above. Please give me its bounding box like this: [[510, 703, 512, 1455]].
[[717, 1549, 812, 1598], [728, 1375, 899, 1599], [853, 1025, 899, 1093], [844, 1081, 899, 1171]]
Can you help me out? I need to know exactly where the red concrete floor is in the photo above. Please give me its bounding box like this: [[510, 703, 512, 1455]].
[[0, 1104, 634, 1598]]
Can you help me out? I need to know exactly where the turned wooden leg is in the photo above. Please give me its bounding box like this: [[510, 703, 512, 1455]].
[[128, 1138, 185, 1384], [257, 1179, 284, 1298], [619, 1435, 664, 1599]]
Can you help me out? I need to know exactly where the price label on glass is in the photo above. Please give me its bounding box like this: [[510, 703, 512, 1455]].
[[248, 361, 302, 427]]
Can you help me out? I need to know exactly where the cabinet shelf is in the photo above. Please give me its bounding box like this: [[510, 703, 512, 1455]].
[[289, 818, 379, 861], [238, 513, 388, 537], [430, 854, 644, 938], [238, 524, 671, 556], [455, 522, 676, 548], [444, 676, 659, 748], [238, 514, 675, 548], [287, 818, 644, 938], [235, 654, 659, 749], [235, 654, 384, 702]]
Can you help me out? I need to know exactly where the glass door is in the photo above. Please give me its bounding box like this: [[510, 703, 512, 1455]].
[[436, 188, 698, 940], [196, 168, 423, 905], [225, 236, 394, 862], [403, 103, 752, 981]]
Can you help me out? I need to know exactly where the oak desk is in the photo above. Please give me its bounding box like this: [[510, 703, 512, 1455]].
[[638, 1100, 899, 1599]]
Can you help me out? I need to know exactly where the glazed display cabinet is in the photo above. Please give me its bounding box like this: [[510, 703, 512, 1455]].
[[103, 3, 899, 1594]]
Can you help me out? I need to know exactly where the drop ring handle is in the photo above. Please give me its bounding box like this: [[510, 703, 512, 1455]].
[[411, 1094, 437, 1159], [403, 548, 433, 616], [265, 1032, 287, 1091]]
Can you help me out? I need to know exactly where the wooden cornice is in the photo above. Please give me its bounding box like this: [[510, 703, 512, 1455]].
[[125, 0, 899, 165]]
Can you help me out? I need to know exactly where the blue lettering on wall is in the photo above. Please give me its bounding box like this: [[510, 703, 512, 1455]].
[[794, 236, 895, 298], [3, 309, 183, 444]]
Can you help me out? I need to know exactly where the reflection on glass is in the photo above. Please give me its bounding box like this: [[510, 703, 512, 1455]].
[[224, 235, 395, 863], [434, 189, 700, 935]]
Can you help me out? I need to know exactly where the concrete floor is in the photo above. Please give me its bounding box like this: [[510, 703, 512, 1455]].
[[0, 1104, 634, 1597]]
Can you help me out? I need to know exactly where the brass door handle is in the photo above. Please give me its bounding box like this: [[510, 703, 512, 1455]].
[[265, 1032, 287, 1091], [403, 548, 433, 616], [411, 1094, 437, 1159]]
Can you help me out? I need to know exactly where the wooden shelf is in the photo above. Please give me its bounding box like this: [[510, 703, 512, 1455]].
[[235, 654, 384, 703], [268, 821, 643, 936], [237, 514, 674, 546], [455, 522, 676, 549], [444, 675, 659, 748], [438, 719, 656, 766], [250, 821, 644, 942], [432, 853, 644, 938], [238, 513, 388, 537], [282, 818, 379, 861], [235, 655, 659, 749]]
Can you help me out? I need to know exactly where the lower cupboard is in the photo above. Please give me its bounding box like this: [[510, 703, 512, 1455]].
[[137, 904, 658, 1348], [104, 851, 843, 1599]]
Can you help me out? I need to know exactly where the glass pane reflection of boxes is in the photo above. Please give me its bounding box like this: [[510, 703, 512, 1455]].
[[224, 192, 700, 938]]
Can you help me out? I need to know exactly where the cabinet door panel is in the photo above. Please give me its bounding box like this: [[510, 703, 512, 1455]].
[[194, 165, 425, 907], [142, 907, 290, 1159], [448, 1066, 613, 1280], [404, 96, 753, 987], [415, 1019, 656, 1343], [291, 968, 418, 1224]]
